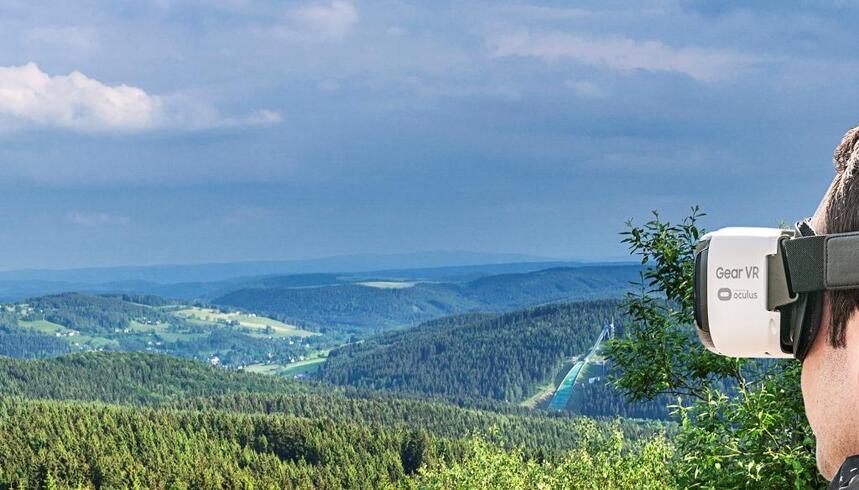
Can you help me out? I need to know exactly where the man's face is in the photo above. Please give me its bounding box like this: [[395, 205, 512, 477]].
[[801, 193, 859, 479]]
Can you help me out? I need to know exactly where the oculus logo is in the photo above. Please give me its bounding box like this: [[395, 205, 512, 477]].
[[716, 287, 758, 301]]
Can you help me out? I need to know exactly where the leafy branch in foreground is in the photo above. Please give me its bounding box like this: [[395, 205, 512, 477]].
[[605, 207, 824, 489], [414, 422, 675, 490]]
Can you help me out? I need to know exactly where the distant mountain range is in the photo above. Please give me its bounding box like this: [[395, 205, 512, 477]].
[[0, 253, 637, 303], [0, 263, 642, 352], [0, 251, 561, 285], [213, 265, 642, 332]]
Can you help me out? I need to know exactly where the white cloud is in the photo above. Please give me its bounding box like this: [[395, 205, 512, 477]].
[[293, 1, 358, 40], [491, 32, 759, 82], [565, 80, 606, 98], [0, 63, 162, 131], [219, 205, 279, 225], [499, 5, 606, 20], [262, 1, 358, 42], [317, 79, 340, 92], [26, 26, 97, 53], [0, 63, 280, 132], [149, 0, 251, 11], [242, 109, 282, 125], [66, 211, 130, 227]]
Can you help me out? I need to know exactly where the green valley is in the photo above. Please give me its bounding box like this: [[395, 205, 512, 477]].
[[0, 293, 330, 369], [0, 263, 683, 487]]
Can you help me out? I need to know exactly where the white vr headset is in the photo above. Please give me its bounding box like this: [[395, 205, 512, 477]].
[[693, 220, 859, 360]]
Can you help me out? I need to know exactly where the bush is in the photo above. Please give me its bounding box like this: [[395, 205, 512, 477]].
[[415, 422, 675, 489]]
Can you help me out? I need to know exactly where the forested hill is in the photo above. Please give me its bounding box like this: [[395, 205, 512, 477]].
[[26, 292, 176, 335], [0, 352, 660, 449], [320, 300, 618, 401], [463, 266, 636, 308], [0, 292, 330, 369], [214, 265, 638, 331], [0, 342, 673, 487], [0, 395, 667, 488], [0, 352, 305, 403]]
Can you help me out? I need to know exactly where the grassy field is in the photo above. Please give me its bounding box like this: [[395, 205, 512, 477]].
[[520, 381, 555, 409], [244, 348, 329, 377], [71, 335, 120, 349], [280, 357, 326, 376], [18, 319, 68, 334], [18, 319, 122, 350], [173, 307, 317, 338], [9, 301, 325, 368], [243, 363, 284, 375], [15, 305, 314, 353], [126, 320, 176, 336], [521, 357, 580, 409], [245, 358, 326, 377], [356, 281, 417, 289]]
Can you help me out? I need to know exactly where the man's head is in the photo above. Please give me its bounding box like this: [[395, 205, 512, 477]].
[[801, 126, 859, 479]]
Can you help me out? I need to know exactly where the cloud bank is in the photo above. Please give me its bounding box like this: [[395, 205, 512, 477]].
[[66, 211, 130, 227], [292, 0, 358, 40], [261, 1, 359, 42], [491, 32, 758, 82], [0, 63, 280, 132]]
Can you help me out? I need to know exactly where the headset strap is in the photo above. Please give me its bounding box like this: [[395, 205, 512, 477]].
[[783, 232, 859, 293]]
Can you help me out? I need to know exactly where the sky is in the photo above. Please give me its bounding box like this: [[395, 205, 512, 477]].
[[0, 0, 856, 269]]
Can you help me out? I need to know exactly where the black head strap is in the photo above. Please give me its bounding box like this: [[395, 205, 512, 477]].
[[782, 232, 859, 295], [784, 219, 823, 361]]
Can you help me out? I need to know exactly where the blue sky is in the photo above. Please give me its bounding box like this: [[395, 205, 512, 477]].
[[0, 0, 855, 269]]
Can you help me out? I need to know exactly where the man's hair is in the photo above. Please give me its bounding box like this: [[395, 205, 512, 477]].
[[824, 126, 859, 347]]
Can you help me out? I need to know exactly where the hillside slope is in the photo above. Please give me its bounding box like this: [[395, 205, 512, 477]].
[[0, 352, 664, 454], [320, 300, 618, 401], [213, 265, 639, 331], [0, 397, 434, 488], [0, 292, 328, 367], [214, 282, 478, 331], [0, 352, 305, 403]]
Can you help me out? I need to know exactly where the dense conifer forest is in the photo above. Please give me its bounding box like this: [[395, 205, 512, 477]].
[[320, 301, 615, 401], [0, 352, 305, 403], [0, 352, 671, 488], [0, 398, 442, 488], [0, 397, 673, 489], [0, 352, 663, 453], [0, 328, 72, 359]]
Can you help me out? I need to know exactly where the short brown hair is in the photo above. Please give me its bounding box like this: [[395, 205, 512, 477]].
[[824, 126, 859, 347]]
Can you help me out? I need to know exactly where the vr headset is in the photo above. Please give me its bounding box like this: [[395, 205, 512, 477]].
[[693, 220, 859, 361]]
